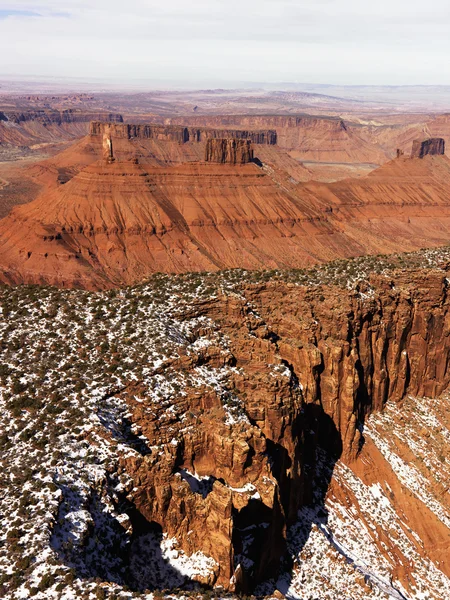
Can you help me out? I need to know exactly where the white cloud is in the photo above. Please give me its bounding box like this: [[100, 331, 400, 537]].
[[1, 0, 450, 85]]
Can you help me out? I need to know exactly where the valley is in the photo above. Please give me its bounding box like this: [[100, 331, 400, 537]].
[[0, 85, 450, 600]]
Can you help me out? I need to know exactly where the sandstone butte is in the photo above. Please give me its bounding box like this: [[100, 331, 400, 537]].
[[0, 123, 450, 289], [411, 137, 445, 158], [116, 267, 450, 591]]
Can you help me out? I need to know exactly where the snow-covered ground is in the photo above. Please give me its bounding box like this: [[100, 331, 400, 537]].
[[0, 280, 231, 599]]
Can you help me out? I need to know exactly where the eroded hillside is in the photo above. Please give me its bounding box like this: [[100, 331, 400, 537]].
[[1, 128, 450, 289]]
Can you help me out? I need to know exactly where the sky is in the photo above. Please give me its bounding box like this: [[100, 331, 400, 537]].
[[1, 0, 450, 87]]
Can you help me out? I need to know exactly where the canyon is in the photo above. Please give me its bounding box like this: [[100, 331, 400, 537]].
[[0, 87, 450, 600], [166, 114, 389, 164], [0, 250, 450, 599], [119, 264, 450, 592], [0, 108, 123, 149]]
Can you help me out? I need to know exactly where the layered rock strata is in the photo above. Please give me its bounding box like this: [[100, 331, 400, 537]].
[[166, 114, 388, 164], [203, 128, 276, 145], [4, 109, 123, 126], [117, 268, 450, 592], [204, 138, 254, 164], [4, 151, 450, 288], [89, 121, 277, 145], [411, 137, 445, 158], [102, 133, 114, 164]]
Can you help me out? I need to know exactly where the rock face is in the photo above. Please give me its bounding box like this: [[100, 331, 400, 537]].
[[89, 121, 277, 145], [90, 122, 191, 143], [204, 138, 254, 164], [411, 137, 445, 158], [203, 128, 277, 145], [102, 132, 114, 163], [1, 264, 450, 597], [116, 268, 450, 591], [166, 114, 388, 164], [0, 111, 124, 148], [423, 113, 450, 158]]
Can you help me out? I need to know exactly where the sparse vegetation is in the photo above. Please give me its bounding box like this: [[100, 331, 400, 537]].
[[1, 245, 450, 598]]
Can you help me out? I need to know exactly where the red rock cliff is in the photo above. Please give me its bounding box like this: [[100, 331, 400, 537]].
[[166, 114, 388, 163], [90, 121, 276, 145], [411, 137, 445, 158], [5, 109, 123, 126], [204, 138, 254, 164], [119, 267, 450, 592]]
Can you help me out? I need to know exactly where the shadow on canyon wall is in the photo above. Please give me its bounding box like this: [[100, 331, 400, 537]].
[[51, 480, 197, 593], [251, 404, 342, 597], [51, 403, 343, 596]]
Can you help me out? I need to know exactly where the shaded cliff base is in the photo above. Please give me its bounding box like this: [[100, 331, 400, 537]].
[[1, 246, 450, 599], [260, 394, 450, 599]]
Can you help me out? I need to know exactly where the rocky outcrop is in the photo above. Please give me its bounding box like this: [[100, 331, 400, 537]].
[[89, 121, 277, 145], [122, 368, 304, 590], [90, 122, 191, 143], [204, 138, 254, 164], [116, 267, 450, 592], [202, 128, 277, 145], [411, 137, 445, 158], [243, 271, 450, 458], [168, 114, 348, 131], [422, 114, 450, 158], [103, 133, 114, 164]]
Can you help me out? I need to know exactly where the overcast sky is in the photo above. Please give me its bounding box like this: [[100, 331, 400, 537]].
[[1, 0, 450, 86]]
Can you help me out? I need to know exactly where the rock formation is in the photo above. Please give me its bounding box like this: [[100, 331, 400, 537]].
[[203, 128, 277, 145], [166, 114, 388, 164], [204, 138, 254, 164], [117, 267, 450, 591], [103, 132, 114, 163], [4, 109, 123, 126], [422, 113, 450, 158], [1, 260, 450, 597], [90, 122, 191, 143], [2, 146, 450, 288], [0, 110, 124, 149], [411, 137, 445, 158], [89, 121, 277, 145]]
